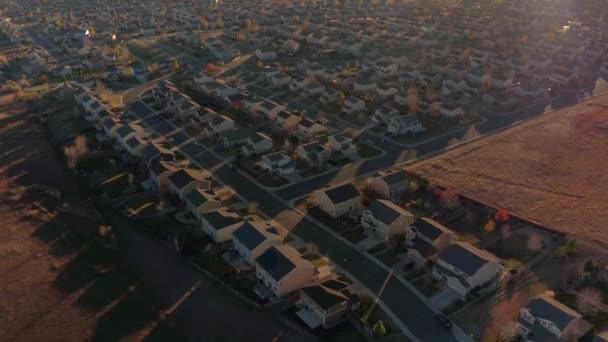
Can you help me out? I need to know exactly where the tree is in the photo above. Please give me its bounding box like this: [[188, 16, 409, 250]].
[[64, 135, 88, 168], [494, 209, 509, 224], [584, 258, 596, 275], [484, 220, 496, 233], [372, 320, 386, 337], [576, 288, 604, 315], [247, 201, 259, 215], [439, 189, 460, 210], [527, 233, 543, 252]]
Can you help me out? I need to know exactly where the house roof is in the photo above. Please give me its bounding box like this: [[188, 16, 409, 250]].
[[233, 221, 281, 251], [149, 159, 176, 177], [524, 295, 582, 331], [322, 183, 360, 204], [594, 332, 608, 342], [201, 209, 243, 230], [255, 245, 297, 282], [411, 217, 452, 241], [379, 170, 409, 186], [168, 168, 207, 189], [301, 282, 348, 310], [366, 199, 413, 226], [408, 236, 438, 259], [186, 188, 212, 208], [438, 242, 498, 277]]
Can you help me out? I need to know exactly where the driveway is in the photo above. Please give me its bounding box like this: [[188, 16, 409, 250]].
[[429, 288, 461, 312]]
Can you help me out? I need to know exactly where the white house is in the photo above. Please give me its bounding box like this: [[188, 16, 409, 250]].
[[296, 142, 332, 167], [296, 118, 327, 138], [324, 132, 357, 158], [185, 187, 225, 220], [254, 245, 316, 298], [314, 183, 361, 218], [148, 159, 177, 190], [517, 295, 591, 341], [259, 152, 296, 176], [275, 110, 301, 131], [200, 209, 244, 243], [232, 221, 283, 265], [271, 72, 292, 87], [433, 242, 500, 299], [361, 199, 415, 241], [255, 47, 277, 61], [386, 114, 426, 135], [240, 132, 274, 156], [342, 96, 365, 114]]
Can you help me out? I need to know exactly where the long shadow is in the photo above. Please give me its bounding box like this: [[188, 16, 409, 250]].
[[91, 291, 157, 342]]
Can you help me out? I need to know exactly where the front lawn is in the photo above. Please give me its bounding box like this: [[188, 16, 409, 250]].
[[342, 227, 366, 243]]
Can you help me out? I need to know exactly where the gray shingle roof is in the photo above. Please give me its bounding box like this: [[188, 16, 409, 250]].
[[201, 210, 243, 231], [324, 183, 360, 204], [233, 221, 267, 250], [366, 199, 407, 225], [255, 246, 295, 282], [525, 295, 582, 331], [411, 217, 452, 242], [438, 242, 498, 277]]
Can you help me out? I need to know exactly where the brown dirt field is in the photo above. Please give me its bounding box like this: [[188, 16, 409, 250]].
[[407, 94, 608, 247], [0, 99, 181, 341]]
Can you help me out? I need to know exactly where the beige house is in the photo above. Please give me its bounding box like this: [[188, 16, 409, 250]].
[[405, 217, 453, 266], [149, 159, 177, 190], [361, 199, 415, 241], [185, 187, 227, 220], [254, 245, 316, 298], [433, 242, 500, 299], [167, 168, 211, 201], [298, 279, 353, 329], [314, 184, 361, 218], [200, 209, 244, 243], [232, 221, 283, 265], [369, 170, 410, 202]]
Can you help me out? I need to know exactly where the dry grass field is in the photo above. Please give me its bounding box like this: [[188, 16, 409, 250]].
[[408, 94, 608, 247]]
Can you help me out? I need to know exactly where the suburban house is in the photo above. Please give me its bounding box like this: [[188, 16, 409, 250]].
[[202, 115, 235, 137], [304, 82, 326, 96], [149, 159, 177, 190], [386, 114, 426, 135], [373, 106, 400, 123], [259, 101, 283, 120], [275, 110, 301, 131], [517, 295, 592, 341], [200, 209, 245, 243], [139, 142, 175, 167], [376, 84, 399, 99], [405, 217, 454, 266], [324, 132, 357, 158], [320, 88, 342, 105], [271, 72, 292, 87], [361, 199, 415, 241], [100, 116, 122, 140], [232, 221, 283, 265], [115, 123, 147, 151], [314, 183, 361, 218], [185, 187, 225, 220], [239, 132, 274, 156], [297, 278, 354, 329], [368, 170, 410, 202], [255, 47, 277, 61], [433, 242, 500, 299], [342, 96, 366, 114], [296, 142, 332, 167], [290, 76, 311, 91], [254, 245, 316, 298], [296, 118, 327, 138], [259, 152, 296, 176], [167, 168, 211, 201]]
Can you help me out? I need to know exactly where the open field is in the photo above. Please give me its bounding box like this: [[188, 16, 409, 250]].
[[408, 94, 608, 247], [0, 97, 183, 341]]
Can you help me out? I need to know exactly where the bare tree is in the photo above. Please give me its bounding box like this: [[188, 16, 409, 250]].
[[527, 233, 544, 252], [576, 288, 604, 315], [246, 201, 259, 215]]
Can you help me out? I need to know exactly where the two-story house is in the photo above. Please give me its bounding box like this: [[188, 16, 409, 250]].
[[148, 159, 177, 191], [239, 132, 274, 156], [296, 118, 327, 139], [200, 209, 244, 243], [259, 152, 296, 176], [433, 242, 500, 299], [186, 187, 225, 220], [517, 295, 592, 341], [296, 142, 332, 167], [342, 96, 366, 114], [232, 221, 283, 265], [314, 183, 361, 218], [361, 199, 415, 241], [386, 114, 426, 136], [298, 279, 354, 329], [405, 217, 454, 266], [368, 170, 410, 203], [254, 245, 316, 298], [324, 132, 357, 158], [167, 168, 211, 201]]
